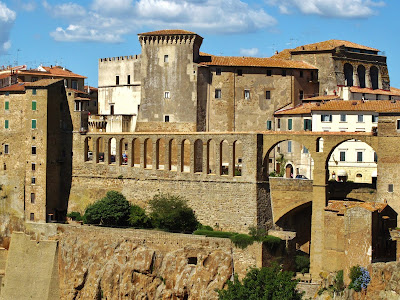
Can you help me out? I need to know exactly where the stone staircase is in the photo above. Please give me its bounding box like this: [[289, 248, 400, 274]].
[[0, 247, 7, 294]]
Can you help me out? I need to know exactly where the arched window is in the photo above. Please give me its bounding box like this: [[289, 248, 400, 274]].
[[357, 65, 366, 88], [233, 141, 242, 176], [344, 63, 353, 87], [220, 140, 229, 175], [181, 139, 190, 172], [109, 138, 116, 164], [370, 66, 379, 90]]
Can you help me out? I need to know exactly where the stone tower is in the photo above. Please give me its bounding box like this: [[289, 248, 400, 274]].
[[136, 30, 204, 132]]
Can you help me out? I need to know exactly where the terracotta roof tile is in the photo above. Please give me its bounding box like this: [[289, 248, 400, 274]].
[[18, 66, 86, 79], [139, 29, 196, 35], [275, 103, 317, 115], [0, 73, 12, 80], [303, 95, 340, 101], [199, 54, 317, 69], [311, 100, 400, 112], [272, 39, 379, 59], [28, 78, 64, 87], [0, 82, 27, 92], [350, 86, 400, 96]]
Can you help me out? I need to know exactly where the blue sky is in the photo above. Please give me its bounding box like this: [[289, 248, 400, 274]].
[[0, 0, 398, 88]]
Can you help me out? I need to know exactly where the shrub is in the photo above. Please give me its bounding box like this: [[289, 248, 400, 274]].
[[197, 224, 214, 231], [83, 191, 131, 226], [149, 194, 198, 233], [333, 270, 345, 293], [128, 205, 151, 228], [349, 265, 370, 292], [295, 255, 310, 274], [217, 264, 303, 300], [230, 234, 254, 249], [248, 226, 267, 241], [193, 229, 235, 239], [67, 211, 83, 221]]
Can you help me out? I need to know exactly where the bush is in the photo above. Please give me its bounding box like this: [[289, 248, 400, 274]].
[[67, 211, 83, 221], [197, 224, 214, 231], [128, 205, 151, 228], [295, 255, 310, 274], [83, 191, 131, 226], [194, 229, 235, 239], [230, 234, 254, 249], [349, 265, 370, 292], [149, 194, 198, 233], [217, 264, 303, 300]]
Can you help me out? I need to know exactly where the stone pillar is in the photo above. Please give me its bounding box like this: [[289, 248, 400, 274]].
[[366, 68, 371, 88], [140, 140, 145, 169], [152, 140, 157, 170], [353, 69, 359, 87], [165, 140, 171, 171], [309, 157, 328, 281], [202, 141, 208, 174], [228, 143, 234, 177], [128, 139, 133, 167], [177, 141, 183, 173], [116, 138, 121, 166], [94, 137, 99, 163], [216, 141, 222, 176], [190, 140, 195, 173], [105, 138, 111, 164]]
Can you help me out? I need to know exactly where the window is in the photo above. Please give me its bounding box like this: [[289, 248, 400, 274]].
[[32, 146, 36, 155], [32, 163, 36, 171], [215, 89, 221, 99], [356, 173, 362, 178], [282, 69, 286, 76], [303, 146, 309, 154], [321, 114, 332, 122], [216, 68, 221, 75], [4, 144, 9, 154], [164, 55, 168, 63], [340, 151, 346, 162], [372, 115, 378, 123], [299, 90, 304, 100], [287, 141, 292, 153], [127, 75, 131, 84], [110, 104, 114, 115], [374, 152, 378, 163], [71, 80, 78, 90], [266, 120, 272, 130], [164, 91, 171, 99], [30, 213, 34, 221], [75, 101, 81, 111], [357, 151, 363, 162], [304, 119, 312, 131], [244, 89, 250, 100], [300, 70, 303, 78], [4, 101, 9, 110], [4, 120, 9, 129], [237, 69, 243, 76], [288, 119, 293, 130], [116, 76, 120, 85], [397, 119, 400, 130], [340, 114, 346, 122], [358, 114, 364, 122], [265, 90, 271, 100], [164, 115, 170, 122], [32, 89, 37, 95], [31, 177, 36, 184], [388, 184, 394, 193], [277, 119, 281, 129], [31, 193, 35, 204], [266, 69, 272, 76], [31, 119, 37, 129]]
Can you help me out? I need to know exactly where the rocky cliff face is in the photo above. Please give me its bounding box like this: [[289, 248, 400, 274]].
[[58, 226, 261, 300]]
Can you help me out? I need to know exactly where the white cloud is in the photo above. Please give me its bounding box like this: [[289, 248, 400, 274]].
[[0, 2, 16, 55], [45, 0, 277, 43], [267, 0, 385, 18], [16, 0, 37, 11], [240, 48, 259, 56]]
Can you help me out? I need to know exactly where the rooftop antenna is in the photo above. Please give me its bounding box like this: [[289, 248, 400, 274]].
[[16, 49, 21, 66]]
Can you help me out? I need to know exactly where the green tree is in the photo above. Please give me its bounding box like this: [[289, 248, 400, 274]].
[[149, 193, 198, 233], [83, 191, 131, 226], [128, 205, 151, 228], [217, 264, 303, 300], [276, 153, 287, 177]]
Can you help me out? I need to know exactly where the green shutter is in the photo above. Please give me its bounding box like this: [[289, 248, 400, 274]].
[[5, 101, 9, 110], [32, 119, 37, 129], [267, 121, 272, 130], [32, 101, 36, 111], [288, 119, 293, 130], [5, 120, 9, 129], [303, 119, 307, 130]]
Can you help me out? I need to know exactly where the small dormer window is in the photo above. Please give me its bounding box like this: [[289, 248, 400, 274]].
[[164, 55, 169, 63]]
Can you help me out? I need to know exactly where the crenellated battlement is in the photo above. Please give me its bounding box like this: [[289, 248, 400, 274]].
[[99, 54, 141, 63], [139, 34, 202, 46]]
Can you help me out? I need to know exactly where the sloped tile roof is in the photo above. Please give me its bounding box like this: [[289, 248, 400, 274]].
[[0, 73, 12, 80], [199, 54, 317, 69], [311, 100, 400, 112], [350, 86, 400, 96], [274, 103, 317, 115], [139, 29, 196, 35], [303, 95, 341, 101], [18, 66, 86, 79], [272, 39, 379, 59], [0, 82, 27, 92], [0, 79, 63, 92]]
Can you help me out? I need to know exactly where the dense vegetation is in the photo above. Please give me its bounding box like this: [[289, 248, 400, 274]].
[[217, 264, 303, 300]]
